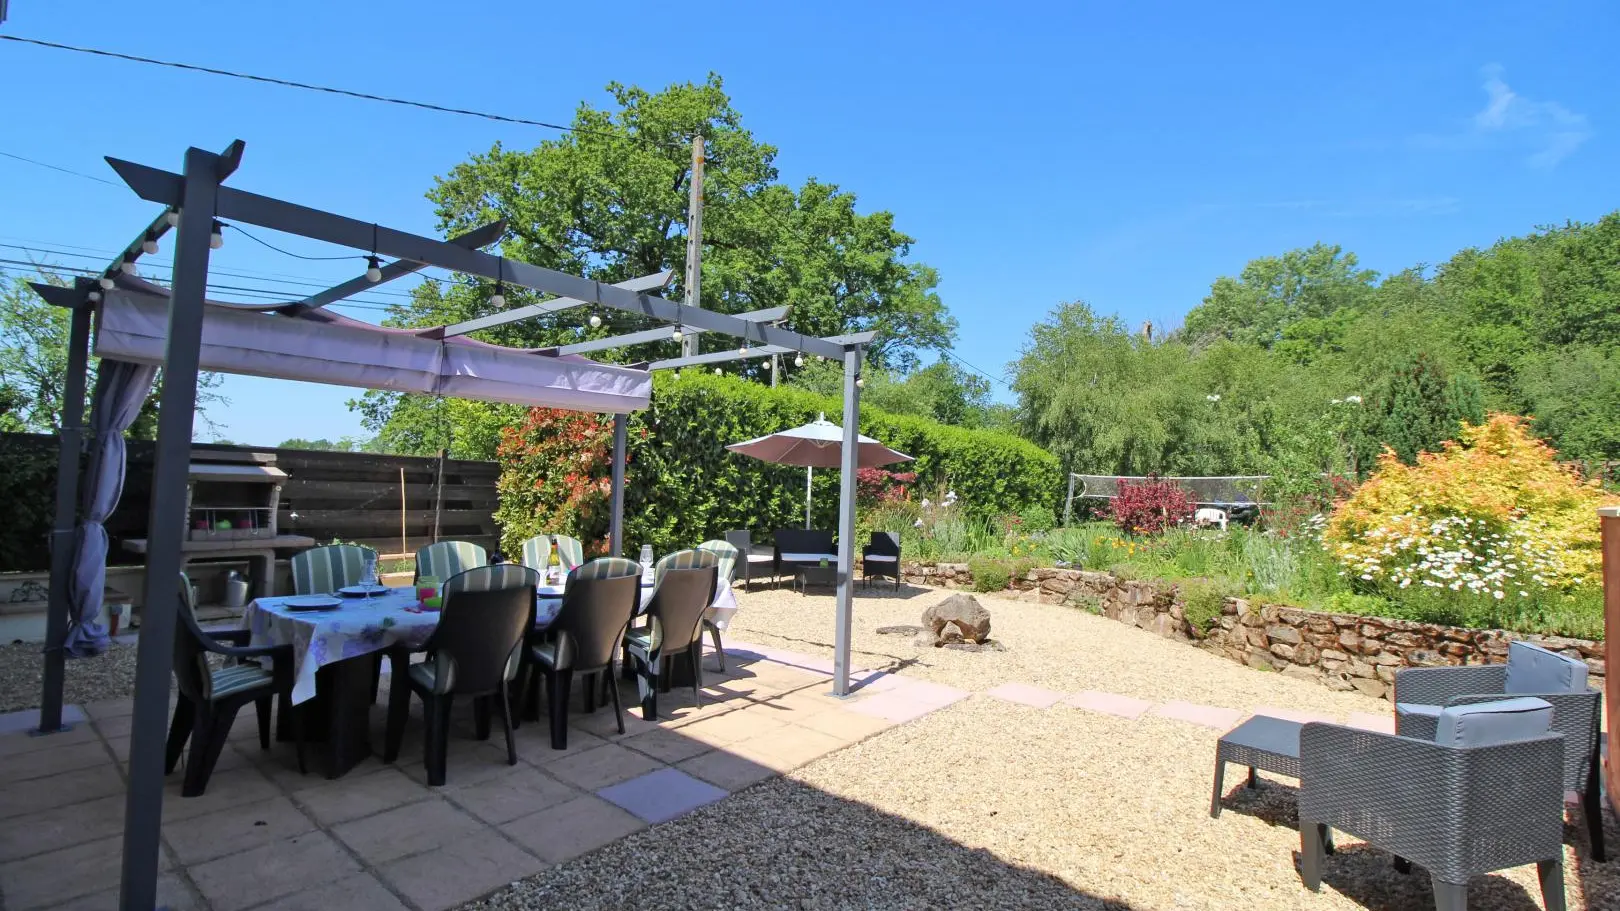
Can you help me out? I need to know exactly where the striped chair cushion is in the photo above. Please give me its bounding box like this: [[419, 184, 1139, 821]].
[[443, 564, 539, 597], [653, 549, 716, 587], [571, 557, 641, 582], [519, 535, 553, 574], [409, 653, 457, 695], [551, 535, 585, 571], [415, 541, 488, 581], [205, 664, 275, 702], [696, 540, 738, 586], [291, 545, 376, 595]]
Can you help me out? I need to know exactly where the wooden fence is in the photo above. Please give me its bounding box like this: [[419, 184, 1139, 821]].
[[0, 434, 501, 572]]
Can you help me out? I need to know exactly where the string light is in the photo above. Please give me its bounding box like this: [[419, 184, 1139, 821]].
[[589, 314, 602, 329], [672, 369, 681, 380], [794, 353, 804, 368], [141, 235, 159, 255], [209, 221, 225, 249], [763, 358, 773, 371], [738, 342, 749, 356], [714, 367, 722, 375], [87, 290, 101, 302], [364, 256, 383, 283], [164, 209, 180, 227], [119, 258, 135, 274], [671, 326, 683, 341], [98, 276, 114, 290], [855, 375, 865, 388]]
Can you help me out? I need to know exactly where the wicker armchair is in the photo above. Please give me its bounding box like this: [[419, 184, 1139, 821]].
[[1393, 642, 1605, 862], [1299, 700, 1567, 911]]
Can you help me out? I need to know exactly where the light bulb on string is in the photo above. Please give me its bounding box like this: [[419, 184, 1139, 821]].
[[119, 258, 135, 274], [489, 255, 506, 307], [763, 358, 773, 371], [855, 375, 865, 389], [794, 353, 804, 368], [87, 290, 101, 303], [589, 314, 602, 329], [489, 284, 505, 309], [714, 367, 723, 376], [738, 342, 749, 356], [672, 369, 681, 380], [209, 221, 225, 249], [141, 236, 159, 255], [98, 276, 114, 290], [671, 326, 683, 341], [365, 256, 383, 283], [164, 209, 180, 227]]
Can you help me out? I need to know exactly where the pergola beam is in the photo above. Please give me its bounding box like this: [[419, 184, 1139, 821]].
[[648, 331, 876, 371], [443, 270, 672, 338], [105, 156, 849, 359], [280, 219, 507, 316], [554, 305, 789, 356]]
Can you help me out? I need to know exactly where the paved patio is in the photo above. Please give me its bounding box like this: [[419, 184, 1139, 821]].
[[0, 642, 955, 911]]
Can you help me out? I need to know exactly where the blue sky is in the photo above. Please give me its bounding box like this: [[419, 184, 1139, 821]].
[[2, 1, 1615, 445]]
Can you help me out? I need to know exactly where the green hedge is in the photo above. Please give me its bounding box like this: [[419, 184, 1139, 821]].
[[500, 372, 1061, 555]]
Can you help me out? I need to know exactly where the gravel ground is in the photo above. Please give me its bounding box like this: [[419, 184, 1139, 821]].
[[467, 583, 1616, 911], [724, 584, 1388, 718], [0, 640, 139, 714]]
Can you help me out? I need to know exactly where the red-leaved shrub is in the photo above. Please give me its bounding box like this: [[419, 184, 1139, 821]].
[[1109, 476, 1195, 536]]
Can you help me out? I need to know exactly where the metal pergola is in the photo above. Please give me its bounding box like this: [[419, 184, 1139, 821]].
[[36, 140, 874, 911]]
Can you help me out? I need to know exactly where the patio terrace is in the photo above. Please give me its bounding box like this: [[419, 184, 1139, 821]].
[[1, 585, 1613, 910]]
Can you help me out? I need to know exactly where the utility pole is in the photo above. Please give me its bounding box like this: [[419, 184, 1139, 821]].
[[680, 135, 705, 358], [770, 353, 779, 386]]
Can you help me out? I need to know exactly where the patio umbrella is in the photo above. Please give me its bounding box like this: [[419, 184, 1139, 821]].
[[726, 413, 913, 528]]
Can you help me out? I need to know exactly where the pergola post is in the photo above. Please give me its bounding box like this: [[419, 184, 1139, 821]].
[[1601, 505, 1619, 811], [120, 146, 223, 911], [610, 413, 627, 557], [37, 296, 92, 734], [832, 346, 862, 696]]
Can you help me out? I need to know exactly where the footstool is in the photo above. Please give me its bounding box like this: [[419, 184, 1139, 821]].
[[1211, 715, 1333, 850]]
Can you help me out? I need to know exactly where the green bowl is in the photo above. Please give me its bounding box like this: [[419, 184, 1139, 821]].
[[423, 596, 443, 611]]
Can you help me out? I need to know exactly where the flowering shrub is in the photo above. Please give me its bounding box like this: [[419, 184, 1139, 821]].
[[856, 468, 916, 506], [1109, 477, 1195, 536], [493, 407, 616, 558], [1325, 414, 1619, 600]]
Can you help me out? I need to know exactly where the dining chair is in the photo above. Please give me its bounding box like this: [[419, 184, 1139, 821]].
[[289, 544, 376, 595], [626, 561, 718, 719], [550, 534, 585, 571], [382, 564, 537, 786], [518, 535, 553, 574], [522, 556, 640, 750], [414, 540, 488, 582], [695, 539, 738, 670], [167, 573, 303, 796]]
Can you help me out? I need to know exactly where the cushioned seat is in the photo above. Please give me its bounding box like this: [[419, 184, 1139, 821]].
[[1434, 697, 1553, 747], [208, 664, 276, 701]]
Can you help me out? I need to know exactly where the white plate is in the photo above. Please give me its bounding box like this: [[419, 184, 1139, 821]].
[[338, 584, 391, 597], [283, 595, 342, 612]]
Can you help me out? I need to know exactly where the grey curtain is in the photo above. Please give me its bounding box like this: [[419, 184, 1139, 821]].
[[64, 360, 158, 657]]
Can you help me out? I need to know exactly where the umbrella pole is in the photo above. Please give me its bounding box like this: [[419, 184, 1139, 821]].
[[805, 466, 813, 529]]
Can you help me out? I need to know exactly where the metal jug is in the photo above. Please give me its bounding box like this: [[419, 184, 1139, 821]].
[[223, 570, 249, 609]]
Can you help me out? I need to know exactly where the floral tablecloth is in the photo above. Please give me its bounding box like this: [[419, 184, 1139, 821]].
[[247, 583, 742, 705], [244, 588, 437, 704]]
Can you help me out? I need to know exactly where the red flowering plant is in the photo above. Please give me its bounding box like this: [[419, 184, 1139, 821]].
[[856, 468, 916, 506], [1108, 476, 1195, 536], [494, 407, 618, 558]]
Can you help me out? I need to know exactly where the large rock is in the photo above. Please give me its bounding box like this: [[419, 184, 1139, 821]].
[[922, 594, 992, 646]]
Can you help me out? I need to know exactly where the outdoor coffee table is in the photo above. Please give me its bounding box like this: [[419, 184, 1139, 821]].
[[794, 563, 838, 594], [1211, 715, 1334, 849]]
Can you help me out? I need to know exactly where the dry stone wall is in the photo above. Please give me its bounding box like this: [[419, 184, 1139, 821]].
[[899, 562, 1605, 701]]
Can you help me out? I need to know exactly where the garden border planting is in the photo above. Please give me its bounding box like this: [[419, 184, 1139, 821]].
[[899, 561, 1605, 701]]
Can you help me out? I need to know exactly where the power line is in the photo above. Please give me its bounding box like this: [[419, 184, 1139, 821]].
[[941, 348, 1013, 390], [0, 242, 421, 297], [0, 35, 667, 147], [0, 150, 119, 186]]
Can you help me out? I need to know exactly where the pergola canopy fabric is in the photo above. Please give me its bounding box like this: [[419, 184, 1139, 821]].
[[95, 279, 651, 413]]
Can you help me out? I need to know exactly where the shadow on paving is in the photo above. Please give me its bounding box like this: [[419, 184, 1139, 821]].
[[1215, 776, 1602, 911], [463, 774, 1142, 911]]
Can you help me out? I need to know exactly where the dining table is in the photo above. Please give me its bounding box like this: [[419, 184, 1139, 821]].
[[243, 575, 741, 777]]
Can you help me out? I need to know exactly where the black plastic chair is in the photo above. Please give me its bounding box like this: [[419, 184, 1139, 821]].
[[382, 564, 537, 786], [166, 573, 302, 797], [626, 560, 718, 719], [862, 531, 901, 590], [724, 529, 774, 591], [522, 557, 641, 750]]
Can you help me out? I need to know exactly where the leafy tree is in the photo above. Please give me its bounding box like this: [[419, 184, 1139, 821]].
[[1518, 345, 1620, 462], [1181, 243, 1377, 352], [358, 74, 954, 452], [786, 356, 993, 427]]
